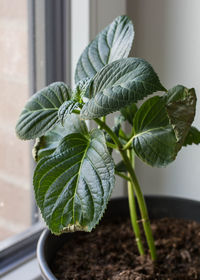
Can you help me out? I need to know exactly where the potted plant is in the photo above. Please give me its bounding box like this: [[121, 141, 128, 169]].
[[16, 15, 200, 279]]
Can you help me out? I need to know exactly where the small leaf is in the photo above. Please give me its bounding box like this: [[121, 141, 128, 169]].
[[112, 115, 124, 137], [63, 114, 88, 135], [16, 82, 71, 140], [183, 126, 200, 146], [32, 126, 65, 162], [34, 129, 115, 234], [132, 96, 177, 167], [81, 58, 166, 119], [115, 160, 127, 173], [120, 103, 138, 125], [165, 85, 197, 147], [105, 115, 127, 154], [32, 114, 88, 161], [165, 84, 191, 103], [75, 15, 134, 83], [58, 100, 80, 125], [73, 78, 92, 101]]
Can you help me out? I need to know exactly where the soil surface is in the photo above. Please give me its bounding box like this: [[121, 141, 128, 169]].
[[52, 217, 200, 279]]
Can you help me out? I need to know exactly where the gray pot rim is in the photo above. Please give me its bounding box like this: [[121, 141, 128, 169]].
[[37, 229, 57, 280]]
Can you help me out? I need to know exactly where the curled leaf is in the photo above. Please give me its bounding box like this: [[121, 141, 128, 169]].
[[183, 126, 200, 147], [165, 85, 197, 148]]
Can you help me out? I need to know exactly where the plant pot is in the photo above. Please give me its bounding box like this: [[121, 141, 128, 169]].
[[37, 195, 200, 280]]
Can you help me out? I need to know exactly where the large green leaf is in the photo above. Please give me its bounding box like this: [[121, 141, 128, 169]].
[[165, 85, 197, 146], [132, 96, 177, 167], [75, 15, 134, 83], [183, 126, 200, 146], [81, 58, 166, 119], [34, 129, 115, 234], [16, 82, 71, 140], [32, 114, 88, 161]]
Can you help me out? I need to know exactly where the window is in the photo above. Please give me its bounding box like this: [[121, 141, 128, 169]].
[[0, 0, 71, 275], [0, 0, 31, 241]]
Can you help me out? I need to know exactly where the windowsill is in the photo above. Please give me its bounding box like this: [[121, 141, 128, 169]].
[[1, 257, 42, 280], [0, 222, 44, 277]]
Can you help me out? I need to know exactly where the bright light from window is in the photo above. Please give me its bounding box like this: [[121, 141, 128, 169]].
[[0, 0, 31, 241]]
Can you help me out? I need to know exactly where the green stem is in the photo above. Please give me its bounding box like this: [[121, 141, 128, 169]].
[[127, 150, 144, 256], [123, 134, 135, 150], [95, 118, 122, 147], [73, 109, 81, 115], [115, 171, 130, 182], [119, 130, 129, 141], [122, 152, 157, 261], [128, 180, 145, 255], [106, 142, 118, 150], [101, 116, 106, 123], [95, 118, 157, 261]]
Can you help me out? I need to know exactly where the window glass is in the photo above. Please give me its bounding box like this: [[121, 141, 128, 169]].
[[0, 0, 31, 241]]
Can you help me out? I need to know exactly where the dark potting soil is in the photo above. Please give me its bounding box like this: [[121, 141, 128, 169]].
[[51, 217, 200, 279]]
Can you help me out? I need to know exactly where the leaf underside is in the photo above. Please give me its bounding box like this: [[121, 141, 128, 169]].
[[34, 129, 115, 234], [75, 15, 134, 83], [81, 58, 166, 120], [165, 85, 197, 147], [183, 126, 200, 146], [16, 82, 71, 140]]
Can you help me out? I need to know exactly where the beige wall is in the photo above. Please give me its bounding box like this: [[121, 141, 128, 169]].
[[0, 0, 31, 240], [128, 0, 200, 200]]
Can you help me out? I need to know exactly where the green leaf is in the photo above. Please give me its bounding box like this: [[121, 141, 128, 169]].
[[16, 82, 71, 140], [183, 126, 200, 146], [165, 85, 197, 147], [32, 114, 88, 162], [75, 15, 134, 83], [165, 85, 188, 103], [81, 58, 166, 119], [73, 78, 92, 100], [58, 100, 80, 125], [105, 115, 127, 154], [63, 114, 88, 135], [34, 129, 115, 234], [120, 103, 138, 125], [132, 96, 177, 167], [32, 125, 66, 162], [115, 160, 127, 173]]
